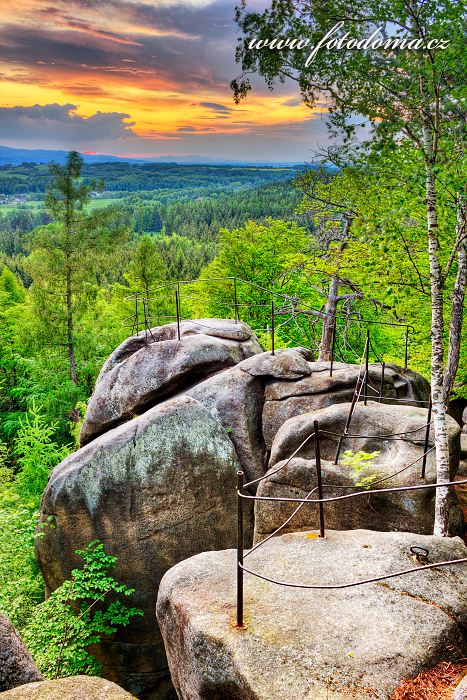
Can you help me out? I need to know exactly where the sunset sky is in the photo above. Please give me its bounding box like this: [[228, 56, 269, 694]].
[[0, 0, 333, 161]]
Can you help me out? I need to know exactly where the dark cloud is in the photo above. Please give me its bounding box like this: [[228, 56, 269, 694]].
[[199, 102, 232, 113], [0, 0, 285, 97], [0, 103, 138, 150]]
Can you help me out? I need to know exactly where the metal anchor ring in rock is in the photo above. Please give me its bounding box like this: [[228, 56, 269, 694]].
[[35, 319, 438, 699], [255, 402, 462, 543]]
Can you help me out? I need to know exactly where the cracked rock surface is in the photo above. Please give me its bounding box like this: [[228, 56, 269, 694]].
[[80, 319, 262, 446], [257, 401, 462, 539], [36, 396, 241, 700], [157, 529, 467, 700]]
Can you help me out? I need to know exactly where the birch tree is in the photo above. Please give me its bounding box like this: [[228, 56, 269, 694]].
[[232, 0, 466, 534]]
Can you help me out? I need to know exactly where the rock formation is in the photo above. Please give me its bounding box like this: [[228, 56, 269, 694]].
[[36, 396, 241, 699], [255, 401, 462, 541], [36, 319, 448, 699], [80, 319, 262, 446], [0, 676, 136, 699], [262, 361, 430, 448], [0, 614, 42, 692], [157, 529, 467, 700]]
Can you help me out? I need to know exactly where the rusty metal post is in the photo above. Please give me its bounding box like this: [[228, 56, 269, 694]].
[[330, 321, 336, 376], [404, 328, 409, 370], [421, 395, 432, 479], [364, 330, 370, 405], [378, 361, 385, 402], [314, 420, 325, 538], [334, 375, 363, 465], [175, 289, 181, 340], [271, 300, 275, 356], [236, 470, 244, 628]]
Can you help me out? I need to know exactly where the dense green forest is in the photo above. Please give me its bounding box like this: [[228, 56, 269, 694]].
[[0, 161, 302, 195]]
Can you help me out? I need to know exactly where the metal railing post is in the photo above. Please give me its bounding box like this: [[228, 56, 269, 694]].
[[404, 328, 409, 370], [421, 395, 432, 479], [236, 470, 244, 628], [134, 295, 139, 336], [364, 330, 370, 406], [314, 421, 325, 538], [378, 361, 385, 402], [334, 375, 363, 465], [271, 300, 275, 356], [175, 289, 181, 340], [234, 278, 238, 323]]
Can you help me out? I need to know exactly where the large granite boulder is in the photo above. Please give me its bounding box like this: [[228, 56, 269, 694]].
[[186, 348, 313, 483], [80, 319, 262, 446], [186, 368, 265, 484], [157, 529, 467, 700], [36, 396, 241, 699], [261, 401, 461, 537], [0, 614, 42, 692], [262, 362, 430, 449], [0, 676, 136, 699]]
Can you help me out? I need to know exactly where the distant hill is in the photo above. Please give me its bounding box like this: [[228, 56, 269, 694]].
[[0, 145, 303, 167]]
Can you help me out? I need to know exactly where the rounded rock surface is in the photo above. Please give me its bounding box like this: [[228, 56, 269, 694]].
[[0, 676, 136, 699]]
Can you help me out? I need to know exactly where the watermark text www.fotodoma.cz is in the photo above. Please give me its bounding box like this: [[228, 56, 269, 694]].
[[247, 22, 450, 66]]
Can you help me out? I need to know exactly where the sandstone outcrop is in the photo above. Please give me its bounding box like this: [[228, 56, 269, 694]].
[[157, 529, 467, 700], [0, 614, 42, 692], [0, 676, 136, 699], [259, 401, 461, 538], [36, 319, 441, 699], [80, 319, 262, 446], [36, 396, 240, 699], [186, 348, 313, 483], [262, 361, 430, 449]]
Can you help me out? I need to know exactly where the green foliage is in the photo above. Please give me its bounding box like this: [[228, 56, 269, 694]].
[[125, 234, 167, 294], [340, 450, 381, 489], [22, 540, 143, 679], [0, 484, 44, 630], [14, 403, 70, 497]]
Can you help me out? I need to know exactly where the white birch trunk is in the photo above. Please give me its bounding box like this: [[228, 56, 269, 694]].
[[424, 155, 451, 536]]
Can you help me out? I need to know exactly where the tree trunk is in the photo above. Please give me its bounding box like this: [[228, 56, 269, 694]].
[[425, 164, 451, 536], [444, 196, 467, 401], [66, 265, 78, 386], [318, 274, 338, 360]]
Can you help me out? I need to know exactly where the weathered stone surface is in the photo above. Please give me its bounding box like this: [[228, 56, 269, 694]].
[[265, 401, 461, 536], [186, 368, 266, 483], [254, 455, 463, 542], [270, 400, 460, 472], [36, 396, 240, 700], [453, 676, 467, 700], [237, 348, 312, 379], [263, 362, 430, 449], [156, 529, 467, 700], [0, 614, 42, 692], [0, 676, 136, 699], [185, 348, 313, 483], [80, 319, 262, 446]]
